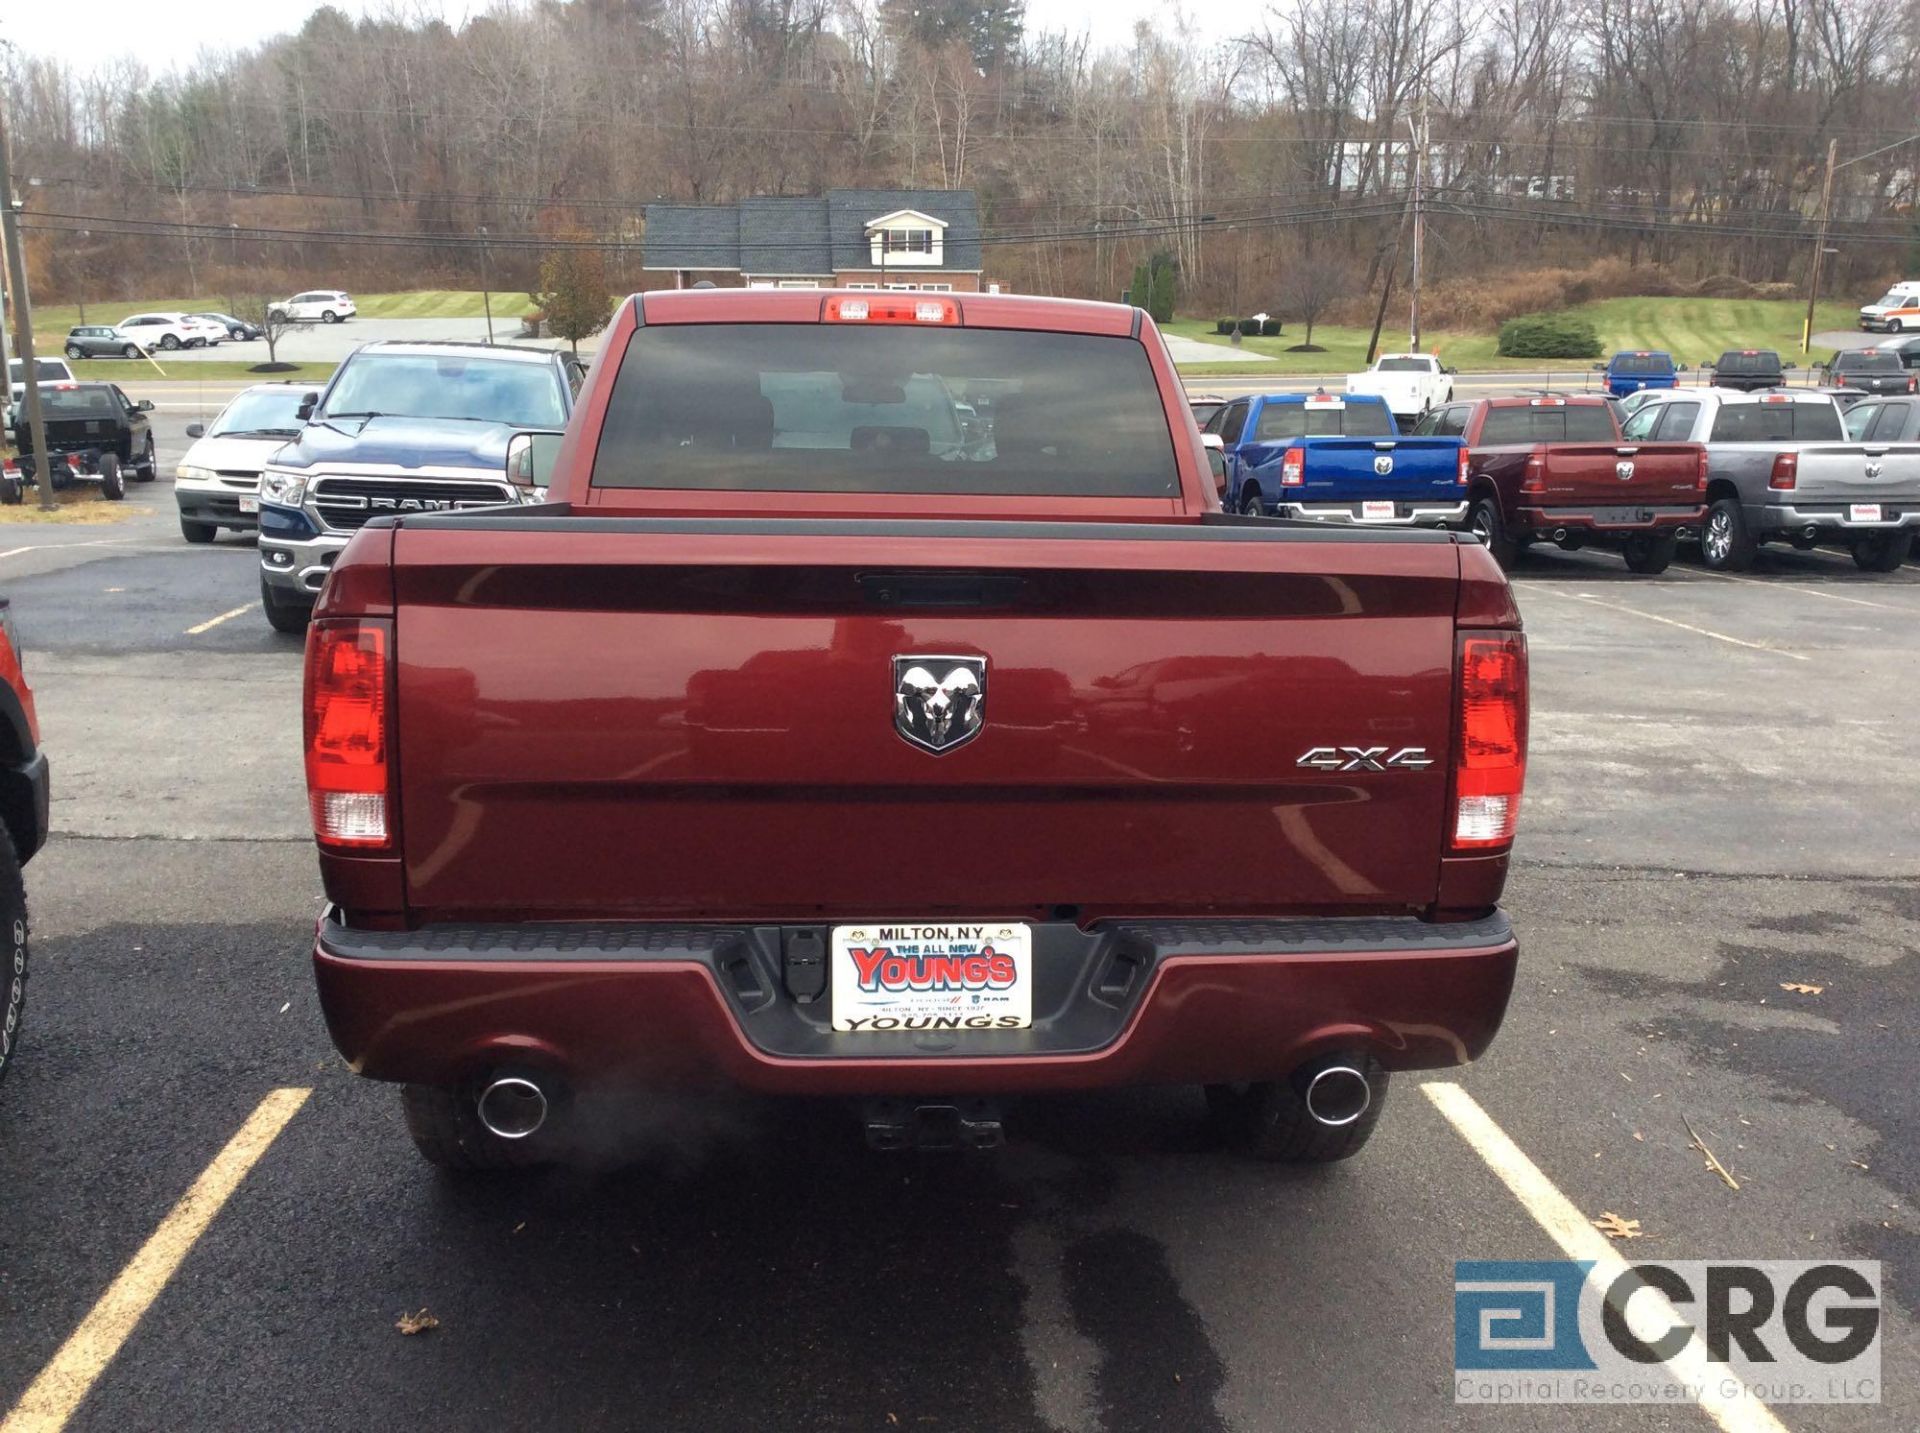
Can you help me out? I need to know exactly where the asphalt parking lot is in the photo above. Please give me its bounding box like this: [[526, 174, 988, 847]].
[[0, 400, 1916, 1431]]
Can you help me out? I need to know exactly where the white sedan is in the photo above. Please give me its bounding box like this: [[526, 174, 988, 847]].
[[118, 312, 218, 350]]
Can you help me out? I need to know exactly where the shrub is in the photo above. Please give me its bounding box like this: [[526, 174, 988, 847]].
[[1214, 317, 1235, 335], [1237, 317, 1262, 336], [1497, 312, 1604, 359], [1260, 317, 1282, 337]]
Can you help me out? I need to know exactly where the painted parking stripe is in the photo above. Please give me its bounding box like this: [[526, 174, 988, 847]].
[[1423, 1083, 1790, 1433], [1, 1088, 310, 1433], [184, 604, 253, 636], [1667, 566, 1912, 612], [1527, 587, 1810, 661]]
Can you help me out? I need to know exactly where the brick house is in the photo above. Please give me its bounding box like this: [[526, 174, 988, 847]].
[[642, 189, 998, 293]]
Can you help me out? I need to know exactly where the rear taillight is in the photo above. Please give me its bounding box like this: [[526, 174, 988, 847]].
[[304, 620, 392, 850], [1457, 447, 1471, 486], [1769, 452, 1798, 490], [1696, 447, 1710, 491], [1520, 452, 1544, 494], [1280, 446, 1305, 486], [1450, 632, 1528, 851]]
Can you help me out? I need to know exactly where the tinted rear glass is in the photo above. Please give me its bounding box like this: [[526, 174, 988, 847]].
[[1375, 358, 1431, 373], [1253, 402, 1395, 439], [1611, 355, 1671, 374], [38, 387, 120, 418], [1708, 402, 1843, 442], [1717, 352, 1782, 375], [1479, 405, 1618, 444], [592, 324, 1179, 496], [1835, 351, 1901, 372]]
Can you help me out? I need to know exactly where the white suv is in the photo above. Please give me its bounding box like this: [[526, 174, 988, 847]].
[[118, 312, 217, 350], [269, 290, 357, 324]]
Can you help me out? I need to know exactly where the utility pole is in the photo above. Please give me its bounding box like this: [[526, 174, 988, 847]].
[[0, 83, 57, 510], [1803, 139, 1837, 357], [478, 227, 494, 345], [1409, 103, 1427, 354]]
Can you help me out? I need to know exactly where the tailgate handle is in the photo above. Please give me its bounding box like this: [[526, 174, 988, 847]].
[[1373, 441, 1396, 450], [858, 571, 1029, 608], [1615, 447, 1639, 456]]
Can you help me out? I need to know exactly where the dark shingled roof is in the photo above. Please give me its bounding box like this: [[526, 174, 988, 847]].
[[643, 190, 983, 274]]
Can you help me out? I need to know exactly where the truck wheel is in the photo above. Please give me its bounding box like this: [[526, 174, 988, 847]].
[[181, 517, 217, 544], [1700, 497, 1755, 571], [135, 435, 157, 480], [401, 1083, 548, 1172], [1851, 530, 1913, 572], [1206, 1057, 1388, 1163], [260, 575, 311, 634], [0, 826, 27, 1088], [1238, 486, 1264, 518], [0, 474, 20, 506], [1468, 497, 1516, 569], [98, 454, 125, 501], [1622, 532, 1677, 574]]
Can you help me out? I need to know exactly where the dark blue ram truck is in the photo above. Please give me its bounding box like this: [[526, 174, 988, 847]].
[[1203, 392, 1469, 526]]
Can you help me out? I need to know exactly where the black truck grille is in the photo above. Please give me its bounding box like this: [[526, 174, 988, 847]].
[[310, 476, 518, 531]]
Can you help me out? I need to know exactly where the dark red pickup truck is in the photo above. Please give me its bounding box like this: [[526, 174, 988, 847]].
[[1412, 395, 1707, 572], [305, 290, 1527, 1170]]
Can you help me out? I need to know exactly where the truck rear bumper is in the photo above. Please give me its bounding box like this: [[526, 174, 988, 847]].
[[1753, 503, 1920, 532], [313, 911, 1519, 1094], [1276, 500, 1469, 527], [1518, 504, 1704, 535]]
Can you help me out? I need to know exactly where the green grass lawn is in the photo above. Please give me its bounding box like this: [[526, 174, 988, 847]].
[[68, 359, 339, 383], [1167, 296, 1863, 373], [29, 289, 502, 345]]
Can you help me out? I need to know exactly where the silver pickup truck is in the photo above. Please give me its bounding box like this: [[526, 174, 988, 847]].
[[1623, 389, 1920, 571]]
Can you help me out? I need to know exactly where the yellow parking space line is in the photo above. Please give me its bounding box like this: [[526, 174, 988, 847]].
[[1, 1087, 311, 1433], [184, 604, 252, 636], [1423, 1082, 1791, 1433], [1529, 587, 1810, 660]]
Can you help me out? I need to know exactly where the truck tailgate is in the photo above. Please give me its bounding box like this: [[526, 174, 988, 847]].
[[1788, 445, 1920, 503], [387, 519, 1464, 922], [1291, 438, 1464, 502], [1537, 442, 1701, 504]]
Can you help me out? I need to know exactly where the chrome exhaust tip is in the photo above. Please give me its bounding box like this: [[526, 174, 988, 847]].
[[1551, 527, 1569, 542], [1302, 1064, 1372, 1127], [476, 1076, 549, 1140]]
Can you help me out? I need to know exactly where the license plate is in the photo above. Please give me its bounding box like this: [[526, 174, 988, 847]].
[[1849, 504, 1882, 523], [830, 922, 1032, 1033], [239, 495, 259, 513], [1359, 500, 1396, 521], [1590, 507, 1655, 524]]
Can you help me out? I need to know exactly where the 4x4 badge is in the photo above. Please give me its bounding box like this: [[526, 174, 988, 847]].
[[1296, 746, 1433, 772], [894, 656, 987, 754]]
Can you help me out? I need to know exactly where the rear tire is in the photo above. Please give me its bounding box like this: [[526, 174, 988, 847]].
[[1238, 486, 1264, 517], [1851, 530, 1913, 572], [1468, 496, 1516, 569], [0, 826, 28, 1089], [1206, 1056, 1389, 1164], [135, 435, 157, 481], [321, 310, 339, 324], [181, 517, 217, 544], [98, 453, 125, 501], [0, 475, 20, 506], [1622, 532, 1677, 574], [1700, 496, 1755, 571], [401, 1083, 547, 1172], [260, 574, 311, 634]]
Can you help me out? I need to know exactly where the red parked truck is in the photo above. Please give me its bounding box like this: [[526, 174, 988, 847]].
[[1412, 395, 1708, 572], [305, 290, 1528, 1170]]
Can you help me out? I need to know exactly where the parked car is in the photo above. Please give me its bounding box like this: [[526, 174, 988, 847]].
[[1422, 395, 1707, 573], [1615, 387, 1667, 422], [1210, 391, 1468, 525], [1827, 348, 1917, 396], [257, 340, 580, 632], [3, 382, 157, 502], [0, 594, 49, 1088], [63, 326, 145, 360], [1625, 389, 1920, 571], [268, 290, 356, 324], [1706, 350, 1789, 392], [305, 288, 1528, 1171], [117, 313, 208, 351], [1857, 282, 1920, 334], [1872, 333, 1920, 370], [1599, 351, 1679, 397], [1755, 384, 1867, 411], [176, 384, 309, 544], [1344, 353, 1456, 422], [1841, 395, 1920, 444], [8, 357, 74, 402], [191, 312, 263, 342]]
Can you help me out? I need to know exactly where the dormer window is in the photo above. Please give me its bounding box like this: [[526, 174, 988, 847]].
[[881, 227, 933, 255], [866, 209, 947, 267]]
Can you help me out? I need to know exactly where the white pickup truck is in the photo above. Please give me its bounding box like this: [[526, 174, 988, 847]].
[[1344, 354, 1456, 423]]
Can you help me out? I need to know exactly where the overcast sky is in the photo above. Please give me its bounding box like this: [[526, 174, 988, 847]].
[[1, 1, 1266, 73]]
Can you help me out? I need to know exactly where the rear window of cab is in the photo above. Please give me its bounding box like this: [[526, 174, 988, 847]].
[[1609, 354, 1672, 375], [1708, 402, 1844, 442], [590, 323, 1180, 497], [1478, 405, 1618, 443]]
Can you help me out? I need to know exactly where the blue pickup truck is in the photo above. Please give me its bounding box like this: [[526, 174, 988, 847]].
[[1600, 351, 1679, 397], [1203, 392, 1469, 525]]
